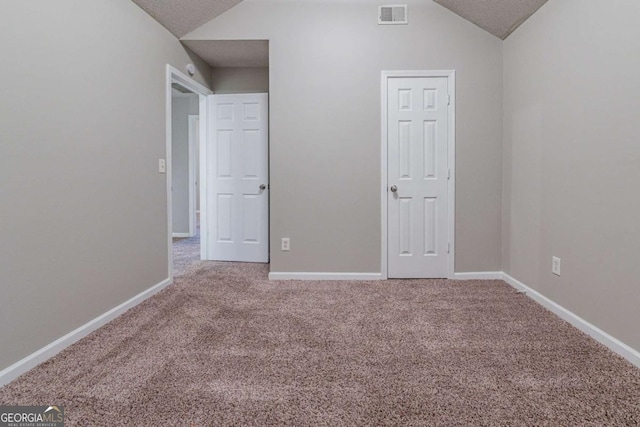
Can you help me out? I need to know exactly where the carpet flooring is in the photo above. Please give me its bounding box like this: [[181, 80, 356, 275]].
[[172, 231, 201, 277], [1, 242, 639, 425]]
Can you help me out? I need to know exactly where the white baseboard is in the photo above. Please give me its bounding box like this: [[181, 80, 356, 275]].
[[454, 271, 503, 280], [269, 272, 384, 281], [0, 277, 173, 387], [501, 272, 640, 369], [172, 233, 190, 238]]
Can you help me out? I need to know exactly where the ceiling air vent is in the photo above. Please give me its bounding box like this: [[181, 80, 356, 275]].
[[378, 5, 408, 25]]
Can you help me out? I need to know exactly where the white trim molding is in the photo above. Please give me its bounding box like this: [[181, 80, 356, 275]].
[[0, 277, 173, 387], [269, 272, 384, 281], [381, 70, 456, 280], [501, 272, 640, 369], [172, 233, 191, 238], [454, 272, 504, 280]]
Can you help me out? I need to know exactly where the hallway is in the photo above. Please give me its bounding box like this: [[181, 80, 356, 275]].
[[172, 216, 201, 276]]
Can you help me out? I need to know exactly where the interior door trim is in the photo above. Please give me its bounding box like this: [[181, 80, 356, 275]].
[[380, 70, 456, 279]]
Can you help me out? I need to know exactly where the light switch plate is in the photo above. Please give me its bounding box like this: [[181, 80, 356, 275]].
[[552, 256, 561, 276], [159, 159, 166, 174]]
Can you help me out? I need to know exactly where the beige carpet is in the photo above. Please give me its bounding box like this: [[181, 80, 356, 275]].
[[1, 249, 639, 425]]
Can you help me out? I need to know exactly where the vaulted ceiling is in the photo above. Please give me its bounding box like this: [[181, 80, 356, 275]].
[[131, 0, 244, 38], [434, 0, 548, 40], [132, 0, 548, 41]]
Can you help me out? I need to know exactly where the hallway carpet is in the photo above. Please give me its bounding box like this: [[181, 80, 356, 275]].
[[1, 263, 639, 425]]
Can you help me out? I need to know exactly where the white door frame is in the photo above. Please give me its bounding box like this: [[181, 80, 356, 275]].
[[381, 70, 456, 279], [166, 65, 212, 278], [188, 115, 199, 238]]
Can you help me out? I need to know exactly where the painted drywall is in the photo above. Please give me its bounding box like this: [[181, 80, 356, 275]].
[[0, 0, 210, 370], [211, 67, 270, 94], [171, 95, 199, 234], [185, 0, 504, 273], [503, 0, 640, 350]]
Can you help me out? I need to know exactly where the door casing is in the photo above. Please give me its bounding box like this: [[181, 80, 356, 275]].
[[381, 70, 456, 279]]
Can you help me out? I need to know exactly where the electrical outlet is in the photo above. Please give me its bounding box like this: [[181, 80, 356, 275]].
[[552, 256, 561, 276], [281, 238, 290, 252], [158, 159, 166, 174]]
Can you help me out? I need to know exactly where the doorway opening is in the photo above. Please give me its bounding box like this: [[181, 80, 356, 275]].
[[166, 42, 271, 278], [166, 66, 211, 277], [171, 85, 201, 273]]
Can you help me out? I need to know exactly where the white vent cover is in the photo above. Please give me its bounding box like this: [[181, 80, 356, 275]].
[[378, 5, 408, 25]]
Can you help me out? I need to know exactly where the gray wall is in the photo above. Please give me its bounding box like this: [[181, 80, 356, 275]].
[[0, 0, 210, 370], [212, 67, 269, 94], [171, 95, 199, 234], [185, 0, 504, 273], [503, 0, 640, 350]]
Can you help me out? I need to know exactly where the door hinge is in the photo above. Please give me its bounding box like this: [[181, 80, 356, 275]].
[[447, 169, 451, 180], [448, 94, 451, 106], [447, 243, 451, 254]]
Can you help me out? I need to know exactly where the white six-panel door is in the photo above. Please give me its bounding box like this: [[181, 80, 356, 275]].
[[207, 94, 269, 263], [388, 77, 449, 278]]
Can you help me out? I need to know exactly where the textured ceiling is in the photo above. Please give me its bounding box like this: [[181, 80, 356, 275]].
[[133, 0, 548, 46], [131, 0, 244, 38], [433, 0, 548, 39], [181, 40, 269, 68]]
